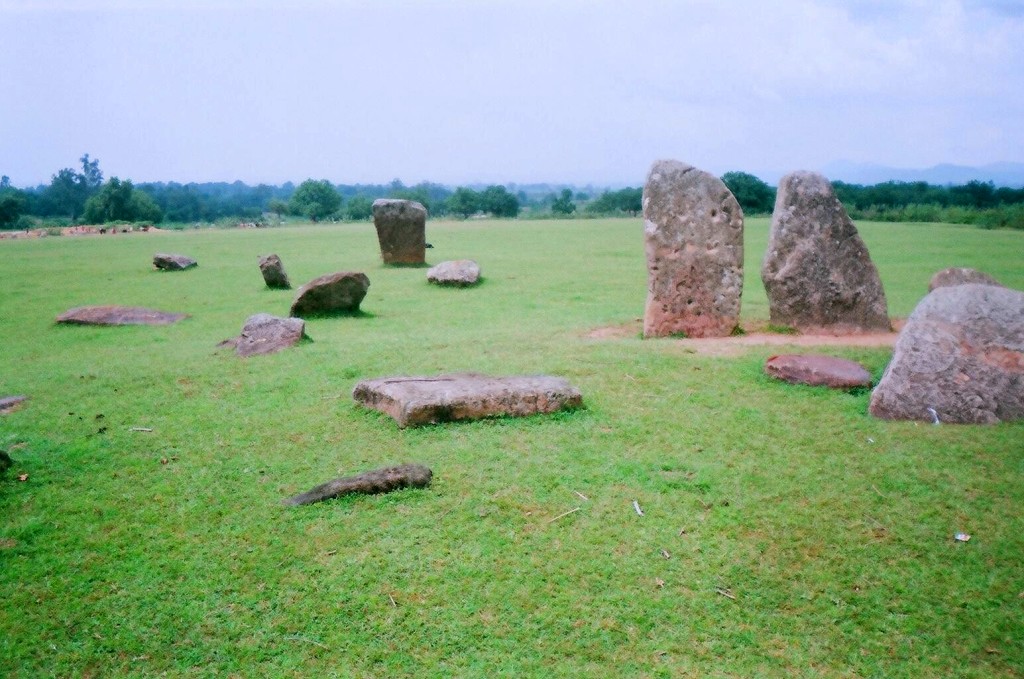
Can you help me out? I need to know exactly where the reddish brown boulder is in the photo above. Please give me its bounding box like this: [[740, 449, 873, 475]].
[[258, 254, 291, 289], [220, 313, 307, 357], [372, 199, 427, 265], [153, 253, 197, 270], [282, 463, 432, 506], [353, 373, 583, 428], [928, 267, 1002, 292], [765, 354, 873, 390], [643, 159, 744, 338], [761, 172, 890, 333], [289, 271, 370, 317], [869, 284, 1024, 424], [427, 259, 481, 286], [0, 396, 27, 414], [56, 306, 188, 326]]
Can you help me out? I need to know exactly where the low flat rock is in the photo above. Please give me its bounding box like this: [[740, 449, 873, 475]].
[[153, 253, 197, 270], [282, 463, 432, 506], [220, 313, 307, 357], [427, 259, 481, 286], [928, 267, 1003, 292], [259, 254, 291, 289], [353, 373, 583, 428], [765, 354, 873, 389], [290, 271, 370, 317], [869, 284, 1024, 424], [57, 305, 188, 326], [0, 396, 27, 414]]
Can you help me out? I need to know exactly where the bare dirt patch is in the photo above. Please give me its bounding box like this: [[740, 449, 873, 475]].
[[584, 319, 903, 357]]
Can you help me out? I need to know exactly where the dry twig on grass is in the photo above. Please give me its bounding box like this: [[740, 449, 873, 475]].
[[633, 500, 644, 516], [547, 507, 581, 523]]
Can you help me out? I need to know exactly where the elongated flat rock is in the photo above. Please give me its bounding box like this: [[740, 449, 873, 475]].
[[282, 463, 432, 506], [0, 396, 27, 414], [765, 354, 872, 390], [57, 305, 188, 326], [353, 373, 583, 428], [153, 253, 197, 270]]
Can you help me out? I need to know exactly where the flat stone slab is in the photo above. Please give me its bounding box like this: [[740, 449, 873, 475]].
[[219, 313, 307, 357], [427, 259, 481, 286], [57, 305, 188, 326], [282, 463, 432, 506], [153, 253, 197, 270], [765, 354, 873, 389], [352, 373, 583, 428], [0, 396, 27, 414], [290, 271, 370, 318]]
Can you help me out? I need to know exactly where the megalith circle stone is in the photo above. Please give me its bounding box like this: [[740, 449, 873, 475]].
[[761, 172, 889, 333], [928, 267, 1002, 292], [259, 254, 291, 289], [372, 199, 427, 265], [427, 260, 481, 287], [153, 253, 197, 271], [643, 159, 744, 338], [290, 272, 370, 317], [221, 313, 307, 357]]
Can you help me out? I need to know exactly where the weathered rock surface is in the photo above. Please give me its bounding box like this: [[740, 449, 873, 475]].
[[643, 159, 744, 338], [57, 305, 188, 326], [220, 313, 307, 357], [289, 271, 370, 317], [282, 463, 432, 506], [258, 254, 291, 289], [765, 354, 873, 390], [761, 172, 890, 333], [869, 284, 1024, 423], [153, 253, 197, 270], [372, 199, 427, 265], [427, 259, 481, 286], [928, 267, 1002, 292], [0, 396, 28, 414], [353, 373, 583, 428]]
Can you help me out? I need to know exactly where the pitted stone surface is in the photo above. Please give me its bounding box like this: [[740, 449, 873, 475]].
[[290, 271, 369, 317], [153, 253, 197, 270], [221, 313, 307, 357], [765, 354, 873, 390], [372, 199, 427, 265], [259, 254, 291, 289], [427, 260, 481, 286], [761, 172, 889, 333], [643, 159, 744, 338], [928, 267, 1002, 292], [353, 373, 583, 428], [869, 284, 1024, 424], [56, 305, 188, 326]]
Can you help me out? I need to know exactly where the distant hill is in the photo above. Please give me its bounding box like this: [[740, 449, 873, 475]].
[[819, 161, 1024, 188]]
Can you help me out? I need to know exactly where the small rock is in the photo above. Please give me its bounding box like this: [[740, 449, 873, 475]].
[[928, 267, 1003, 292], [282, 463, 432, 506], [56, 306, 188, 326], [258, 254, 291, 289], [427, 260, 481, 286], [153, 253, 197, 270], [220, 313, 308, 357], [0, 396, 28, 414], [765, 354, 873, 390], [290, 271, 370, 318]]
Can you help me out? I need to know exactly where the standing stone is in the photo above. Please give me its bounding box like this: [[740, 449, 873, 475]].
[[290, 271, 370, 317], [258, 254, 291, 289], [643, 160, 744, 338], [869, 284, 1024, 424], [372, 199, 427, 265], [761, 172, 890, 333], [427, 260, 481, 287], [153, 253, 197, 270], [928, 267, 1002, 292]]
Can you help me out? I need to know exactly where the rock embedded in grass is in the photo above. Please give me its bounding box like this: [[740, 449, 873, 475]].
[[153, 253, 198, 270], [764, 354, 873, 390], [219, 313, 307, 357], [643, 159, 744, 338], [353, 373, 583, 428], [372, 198, 427, 265], [282, 463, 432, 506], [869, 283, 1024, 424], [56, 305, 188, 326], [761, 172, 890, 334], [427, 259, 480, 286], [0, 396, 27, 414], [258, 253, 291, 289], [928, 267, 1003, 292], [289, 271, 370, 317]]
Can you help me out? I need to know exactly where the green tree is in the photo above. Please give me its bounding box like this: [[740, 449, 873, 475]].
[[721, 172, 775, 214], [289, 179, 342, 221], [447, 187, 480, 218], [551, 188, 576, 215], [346, 194, 374, 221], [267, 198, 289, 217], [480, 185, 519, 218], [83, 177, 162, 223], [44, 168, 88, 219], [0, 188, 27, 228]]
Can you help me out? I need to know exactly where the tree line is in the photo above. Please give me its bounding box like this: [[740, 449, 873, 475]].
[[2, 155, 1022, 230]]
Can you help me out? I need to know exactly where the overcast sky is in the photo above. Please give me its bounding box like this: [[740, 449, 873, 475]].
[[2, 0, 1022, 187]]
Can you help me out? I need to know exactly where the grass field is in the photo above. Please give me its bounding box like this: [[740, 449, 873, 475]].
[[1, 217, 1022, 677]]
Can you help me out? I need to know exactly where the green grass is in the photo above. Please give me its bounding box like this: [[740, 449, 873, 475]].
[[1, 218, 1022, 677]]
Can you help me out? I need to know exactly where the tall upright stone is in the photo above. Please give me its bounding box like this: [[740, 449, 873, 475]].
[[761, 172, 890, 333], [372, 199, 427, 265], [643, 159, 744, 338]]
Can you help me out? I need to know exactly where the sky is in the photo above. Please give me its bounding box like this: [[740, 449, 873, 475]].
[[1, 0, 1023, 187]]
